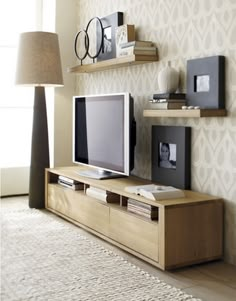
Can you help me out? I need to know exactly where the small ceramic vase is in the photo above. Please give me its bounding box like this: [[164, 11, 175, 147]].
[[158, 64, 179, 93]]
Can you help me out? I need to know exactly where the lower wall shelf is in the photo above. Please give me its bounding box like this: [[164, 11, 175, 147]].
[[143, 109, 227, 118]]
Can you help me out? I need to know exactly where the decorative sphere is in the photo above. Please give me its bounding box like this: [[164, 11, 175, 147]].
[[158, 66, 179, 93]]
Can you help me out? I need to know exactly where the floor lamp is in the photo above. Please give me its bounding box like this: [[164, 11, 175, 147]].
[[15, 32, 64, 209]]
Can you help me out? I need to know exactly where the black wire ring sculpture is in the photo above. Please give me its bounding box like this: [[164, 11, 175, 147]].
[[74, 29, 89, 62], [74, 17, 104, 65]]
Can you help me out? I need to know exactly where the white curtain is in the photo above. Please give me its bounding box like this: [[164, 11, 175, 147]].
[[0, 0, 55, 196]]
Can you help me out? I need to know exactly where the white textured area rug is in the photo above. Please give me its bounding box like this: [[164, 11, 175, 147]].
[[1, 208, 201, 301]]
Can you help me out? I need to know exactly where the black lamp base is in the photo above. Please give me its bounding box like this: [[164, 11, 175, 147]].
[[29, 87, 49, 209]]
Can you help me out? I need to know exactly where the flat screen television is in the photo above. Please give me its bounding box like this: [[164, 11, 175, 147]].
[[73, 92, 136, 179]]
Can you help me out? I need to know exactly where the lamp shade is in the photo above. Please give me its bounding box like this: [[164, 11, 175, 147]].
[[15, 31, 63, 86]]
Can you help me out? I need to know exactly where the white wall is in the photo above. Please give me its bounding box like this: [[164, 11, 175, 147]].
[[75, 0, 236, 266], [52, 0, 236, 266], [53, 0, 77, 167], [0, 167, 29, 197]]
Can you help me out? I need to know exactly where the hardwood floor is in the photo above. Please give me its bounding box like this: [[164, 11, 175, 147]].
[[1, 196, 236, 301]]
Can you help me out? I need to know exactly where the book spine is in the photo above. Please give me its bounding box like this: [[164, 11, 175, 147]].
[[128, 205, 158, 216], [58, 175, 82, 185], [120, 41, 153, 48], [127, 206, 158, 220], [127, 198, 152, 209], [58, 180, 83, 190], [86, 188, 107, 202], [118, 47, 157, 57], [86, 188, 119, 203], [128, 204, 152, 213], [58, 175, 75, 184], [151, 99, 187, 103], [153, 93, 186, 100], [147, 102, 186, 110], [88, 186, 107, 196]]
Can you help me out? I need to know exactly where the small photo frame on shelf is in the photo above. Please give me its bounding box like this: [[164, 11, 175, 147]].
[[152, 125, 191, 189], [116, 24, 135, 57], [186, 55, 225, 109], [96, 12, 123, 61]]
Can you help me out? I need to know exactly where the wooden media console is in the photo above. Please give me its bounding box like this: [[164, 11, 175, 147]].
[[45, 166, 223, 270]]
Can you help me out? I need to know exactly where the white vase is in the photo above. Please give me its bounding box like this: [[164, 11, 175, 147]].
[[158, 66, 179, 93]]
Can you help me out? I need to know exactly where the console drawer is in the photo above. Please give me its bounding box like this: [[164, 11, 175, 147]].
[[109, 208, 159, 261], [47, 184, 109, 236]]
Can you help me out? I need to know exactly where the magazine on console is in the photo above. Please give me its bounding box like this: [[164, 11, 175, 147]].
[[125, 184, 185, 201]]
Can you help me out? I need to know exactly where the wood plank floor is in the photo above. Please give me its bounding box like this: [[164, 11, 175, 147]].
[[1, 196, 236, 301]]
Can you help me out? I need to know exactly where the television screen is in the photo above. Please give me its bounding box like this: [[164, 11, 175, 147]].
[[73, 93, 135, 179]]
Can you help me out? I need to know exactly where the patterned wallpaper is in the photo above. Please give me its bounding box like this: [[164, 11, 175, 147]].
[[75, 0, 236, 265]]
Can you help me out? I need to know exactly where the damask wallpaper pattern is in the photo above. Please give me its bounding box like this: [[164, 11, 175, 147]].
[[75, 0, 236, 265]]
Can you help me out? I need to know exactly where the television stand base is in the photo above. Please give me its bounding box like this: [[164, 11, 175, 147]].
[[75, 168, 126, 180]]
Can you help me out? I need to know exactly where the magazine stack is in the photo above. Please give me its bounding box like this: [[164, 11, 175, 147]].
[[127, 198, 158, 220]]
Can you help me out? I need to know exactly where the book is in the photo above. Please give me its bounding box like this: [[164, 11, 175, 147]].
[[125, 55, 158, 61], [128, 207, 158, 219], [58, 179, 84, 191], [120, 40, 153, 48], [151, 98, 186, 103], [153, 93, 186, 100], [117, 46, 157, 57], [127, 198, 158, 220], [58, 175, 81, 185], [125, 184, 185, 201], [128, 198, 152, 209], [87, 186, 107, 196], [86, 187, 120, 203], [147, 101, 186, 110]]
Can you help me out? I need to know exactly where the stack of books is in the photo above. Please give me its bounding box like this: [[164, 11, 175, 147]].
[[148, 93, 186, 110], [127, 198, 158, 220], [58, 175, 84, 190], [117, 40, 157, 58], [86, 186, 120, 203]]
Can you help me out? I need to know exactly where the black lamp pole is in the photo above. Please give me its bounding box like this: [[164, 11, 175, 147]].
[[29, 87, 49, 208]]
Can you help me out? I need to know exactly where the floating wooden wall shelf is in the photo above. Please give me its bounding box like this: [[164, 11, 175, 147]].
[[143, 109, 227, 118], [67, 54, 158, 73]]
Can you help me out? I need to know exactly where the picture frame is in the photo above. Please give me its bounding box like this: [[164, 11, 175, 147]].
[[186, 55, 225, 109], [115, 24, 135, 57], [152, 125, 191, 189], [96, 12, 123, 61]]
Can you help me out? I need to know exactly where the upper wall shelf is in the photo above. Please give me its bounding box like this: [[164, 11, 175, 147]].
[[143, 109, 227, 118], [67, 54, 158, 73]]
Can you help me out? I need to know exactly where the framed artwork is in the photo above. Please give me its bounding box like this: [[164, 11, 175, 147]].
[[96, 12, 123, 61], [186, 55, 225, 109], [152, 125, 191, 189]]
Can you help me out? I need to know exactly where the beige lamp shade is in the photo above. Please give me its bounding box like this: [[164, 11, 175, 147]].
[[15, 31, 63, 86]]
